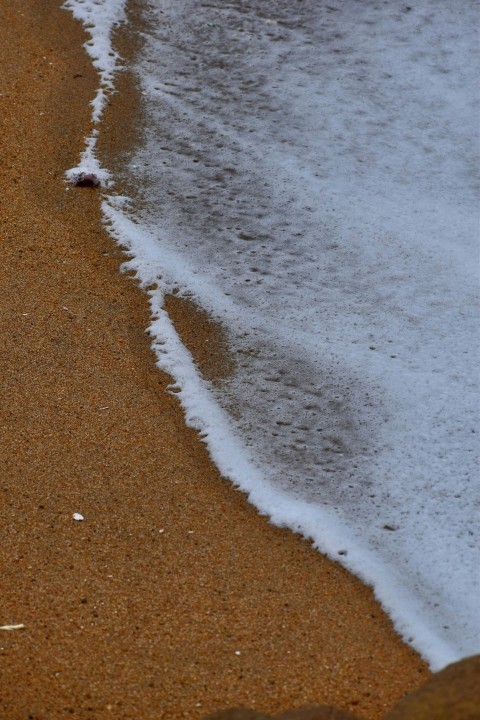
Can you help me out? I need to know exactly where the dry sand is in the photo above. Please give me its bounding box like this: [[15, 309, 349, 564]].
[[0, 2, 430, 718]]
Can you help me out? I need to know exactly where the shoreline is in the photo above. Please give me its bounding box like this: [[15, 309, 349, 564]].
[[0, 2, 429, 719]]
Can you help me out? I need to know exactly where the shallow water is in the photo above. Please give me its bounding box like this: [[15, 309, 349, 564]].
[[66, 0, 479, 668]]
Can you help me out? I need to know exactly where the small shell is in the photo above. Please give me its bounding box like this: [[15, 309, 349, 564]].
[[0, 624, 25, 631]]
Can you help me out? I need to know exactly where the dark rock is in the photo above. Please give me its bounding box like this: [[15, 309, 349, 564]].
[[202, 710, 270, 720], [202, 706, 361, 720], [384, 655, 480, 720], [71, 172, 100, 188], [277, 706, 362, 719]]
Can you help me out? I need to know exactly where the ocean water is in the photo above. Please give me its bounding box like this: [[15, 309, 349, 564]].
[[64, 0, 479, 669]]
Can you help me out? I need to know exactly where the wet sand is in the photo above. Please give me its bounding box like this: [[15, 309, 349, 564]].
[[0, 2, 429, 718]]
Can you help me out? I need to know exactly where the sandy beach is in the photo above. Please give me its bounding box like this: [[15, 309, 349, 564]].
[[0, 2, 429, 718]]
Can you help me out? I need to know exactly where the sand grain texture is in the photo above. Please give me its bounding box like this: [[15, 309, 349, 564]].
[[0, 2, 429, 718]]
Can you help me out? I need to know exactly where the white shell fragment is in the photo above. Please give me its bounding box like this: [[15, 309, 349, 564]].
[[73, 513, 85, 521], [0, 624, 25, 631]]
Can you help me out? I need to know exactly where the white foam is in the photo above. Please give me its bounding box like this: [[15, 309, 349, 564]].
[[65, 0, 480, 669], [63, 0, 126, 122], [63, 0, 127, 183], [102, 201, 476, 670]]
